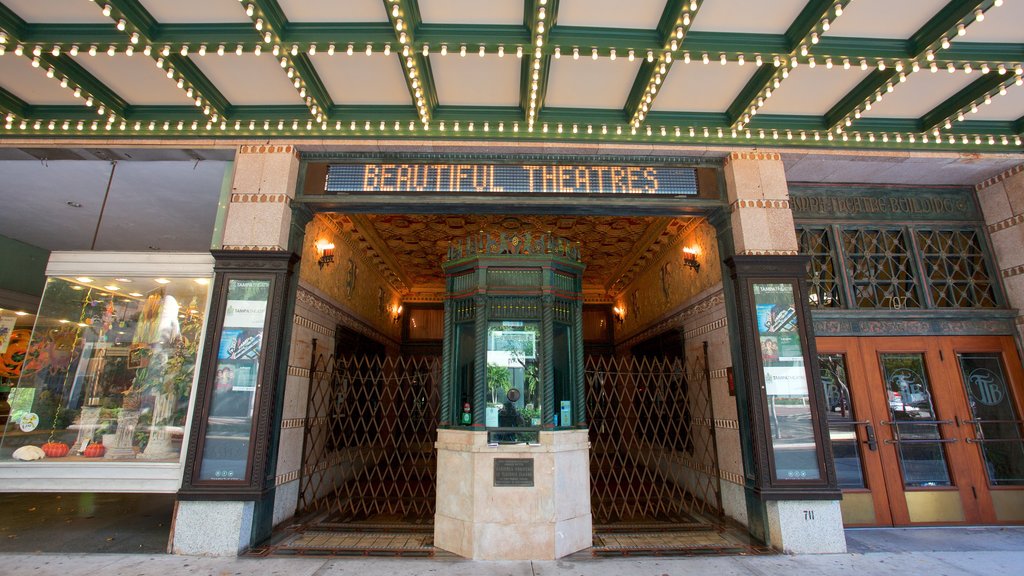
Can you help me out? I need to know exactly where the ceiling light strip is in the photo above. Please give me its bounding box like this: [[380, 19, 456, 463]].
[[628, 0, 704, 128], [94, 0, 229, 123], [826, 0, 998, 134], [728, 0, 852, 130], [243, 0, 330, 124], [524, 0, 557, 131], [386, 0, 435, 126]]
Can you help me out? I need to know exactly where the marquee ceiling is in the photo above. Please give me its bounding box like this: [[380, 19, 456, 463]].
[[327, 213, 695, 297], [1, 1, 1024, 152]]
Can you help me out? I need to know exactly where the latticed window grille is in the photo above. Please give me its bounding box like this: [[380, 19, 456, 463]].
[[798, 227, 843, 308], [915, 229, 998, 308], [840, 228, 921, 309]]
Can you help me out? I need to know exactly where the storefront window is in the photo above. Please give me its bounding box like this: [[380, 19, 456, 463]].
[[0, 275, 209, 463]]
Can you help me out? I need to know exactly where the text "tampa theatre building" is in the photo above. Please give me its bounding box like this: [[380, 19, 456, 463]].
[[2, 0, 1024, 559]]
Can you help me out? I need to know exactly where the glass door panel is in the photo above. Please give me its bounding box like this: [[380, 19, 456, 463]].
[[819, 353, 867, 489], [878, 353, 954, 488], [958, 353, 1024, 486]]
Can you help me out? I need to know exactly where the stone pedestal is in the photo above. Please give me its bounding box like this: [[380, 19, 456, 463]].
[[434, 428, 592, 560], [765, 499, 847, 554]]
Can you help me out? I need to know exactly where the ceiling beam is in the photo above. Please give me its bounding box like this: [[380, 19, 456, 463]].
[[825, 0, 997, 133], [385, 0, 436, 126], [0, 3, 127, 121], [0, 87, 28, 121], [726, 0, 852, 129], [625, 0, 704, 128], [101, 0, 231, 122], [522, 0, 558, 130], [246, 0, 331, 123], [920, 71, 1020, 134]]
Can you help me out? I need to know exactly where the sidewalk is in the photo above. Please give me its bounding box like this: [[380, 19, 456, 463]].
[[3, 527, 1022, 576]]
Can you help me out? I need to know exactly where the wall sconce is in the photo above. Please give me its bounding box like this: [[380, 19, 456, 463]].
[[612, 305, 625, 325], [390, 303, 403, 324], [682, 247, 700, 272], [316, 240, 335, 270]]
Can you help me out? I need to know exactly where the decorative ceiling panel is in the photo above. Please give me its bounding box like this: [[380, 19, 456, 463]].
[[825, 0, 950, 39], [958, 3, 1024, 43], [545, 57, 642, 110], [1, 0, 111, 23], [311, 53, 413, 106], [557, 0, 665, 30], [341, 214, 689, 294], [654, 62, 757, 113], [419, 0, 524, 25], [965, 89, 1024, 122], [188, 53, 304, 105], [276, 0, 388, 22], [860, 70, 978, 119], [138, 0, 251, 24], [431, 55, 521, 107], [690, 0, 807, 34], [0, 55, 83, 104], [73, 54, 194, 106], [758, 65, 871, 117]]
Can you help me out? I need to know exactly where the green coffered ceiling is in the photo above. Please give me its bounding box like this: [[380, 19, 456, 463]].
[[1, 0, 1023, 151]]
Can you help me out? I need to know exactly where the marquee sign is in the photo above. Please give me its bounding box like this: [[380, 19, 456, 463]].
[[325, 163, 699, 195]]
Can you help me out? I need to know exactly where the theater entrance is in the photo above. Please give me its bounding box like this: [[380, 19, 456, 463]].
[[818, 336, 1024, 526]]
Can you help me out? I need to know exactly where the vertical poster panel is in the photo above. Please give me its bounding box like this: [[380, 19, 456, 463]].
[[753, 282, 821, 481], [197, 278, 270, 481]]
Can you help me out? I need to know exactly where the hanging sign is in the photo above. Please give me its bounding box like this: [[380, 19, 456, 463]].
[[326, 163, 699, 195]]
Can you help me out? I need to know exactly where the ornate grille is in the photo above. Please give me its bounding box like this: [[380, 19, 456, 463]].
[[798, 227, 843, 308], [298, 353, 440, 522], [840, 228, 921, 308], [586, 352, 720, 524], [916, 229, 998, 307]]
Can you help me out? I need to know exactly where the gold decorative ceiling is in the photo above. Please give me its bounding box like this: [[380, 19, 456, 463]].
[[325, 213, 695, 301]]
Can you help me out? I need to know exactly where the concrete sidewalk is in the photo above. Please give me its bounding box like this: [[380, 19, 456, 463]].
[[4, 528, 1023, 576]]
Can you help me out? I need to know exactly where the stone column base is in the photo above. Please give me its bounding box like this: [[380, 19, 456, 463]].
[[171, 500, 254, 556], [434, 428, 592, 560], [765, 499, 846, 554]]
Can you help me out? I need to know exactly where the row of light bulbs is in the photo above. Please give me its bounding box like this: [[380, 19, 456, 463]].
[[386, 0, 429, 125], [526, 0, 550, 131], [631, 1, 701, 128], [735, 0, 851, 130], [2, 114, 1018, 149], [240, 1, 323, 121], [0, 42, 117, 123], [832, 0, 1002, 134]]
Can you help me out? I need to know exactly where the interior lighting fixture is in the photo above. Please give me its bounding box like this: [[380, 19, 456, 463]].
[[316, 240, 336, 270], [682, 247, 700, 272]]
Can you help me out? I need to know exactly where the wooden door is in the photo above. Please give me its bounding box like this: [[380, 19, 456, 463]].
[[817, 335, 1024, 526]]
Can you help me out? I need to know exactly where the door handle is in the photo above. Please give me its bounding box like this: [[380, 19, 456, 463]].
[[863, 423, 877, 452]]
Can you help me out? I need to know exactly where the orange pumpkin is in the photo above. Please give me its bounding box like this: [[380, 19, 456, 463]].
[[41, 442, 69, 458], [83, 444, 105, 458]]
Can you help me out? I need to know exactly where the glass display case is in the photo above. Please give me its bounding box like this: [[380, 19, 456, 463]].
[[0, 252, 213, 491]]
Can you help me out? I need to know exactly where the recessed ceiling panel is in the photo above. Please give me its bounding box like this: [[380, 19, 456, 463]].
[[956, 3, 1024, 43], [654, 63, 757, 113], [758, 65, 871, 116], [431, 55, 520, 106], [311, 53, 412, 105], [1, 0, 111, 23], [965, 90, 1024, 121], [690, 0, 807, 34], [189, 54, 303, 105], [826, 0, 949, 39], [861, 71, 977, 119], [558, 0, 664, 30], [0, 56, 83, 105], [138, 0, 250, 23], [277, 0, 388, 22], [73, 55, 193, 106], [419, 0, 523, 25], [546, 57, 641, 109]]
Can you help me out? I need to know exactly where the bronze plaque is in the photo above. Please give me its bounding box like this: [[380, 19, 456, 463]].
[[494, 458, 534, 487]]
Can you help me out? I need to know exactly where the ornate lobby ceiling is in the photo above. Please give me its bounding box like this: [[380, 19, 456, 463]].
[[0, 1, 1022, 152], [326, 213, 695, 299]]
